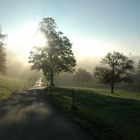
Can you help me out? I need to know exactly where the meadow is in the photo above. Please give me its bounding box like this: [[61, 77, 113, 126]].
[[49, 87, 140, 140], [0, 75, 33, 100]]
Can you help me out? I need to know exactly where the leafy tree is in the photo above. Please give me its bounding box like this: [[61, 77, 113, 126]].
[[94, 52, 134, 93], [73, 68, 92, 86], [29, 18, 76, 88], [0, 27, 6, 74]]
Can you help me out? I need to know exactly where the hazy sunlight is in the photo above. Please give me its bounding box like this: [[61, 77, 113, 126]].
[[6, 22, 46, 62]]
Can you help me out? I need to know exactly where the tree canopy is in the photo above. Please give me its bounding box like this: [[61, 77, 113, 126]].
[[29, 18, 76, 87], [94, 52, 134, 93], [0, 27, 6, 74]]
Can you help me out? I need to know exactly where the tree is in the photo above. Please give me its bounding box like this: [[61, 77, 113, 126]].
[[137, 60, 140, 73], [94, 52, 134, 93], [29, 18, 76, 88], [0, 27, 6, 74], [73, 68, 92, 86], [132, 60, 140, 88]]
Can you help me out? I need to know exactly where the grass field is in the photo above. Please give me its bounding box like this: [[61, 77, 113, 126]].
[[0, 75, 33, 100], [49, 87, 140, 140]]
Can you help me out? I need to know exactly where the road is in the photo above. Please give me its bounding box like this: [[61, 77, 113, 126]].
[[0, 87, 93, 140]]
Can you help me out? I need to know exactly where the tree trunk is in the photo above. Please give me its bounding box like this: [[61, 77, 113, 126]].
[[49, 52, 54, 89], [50, 68, 54, 88], [111, 67, 115, 94], [111, 81, 114, 93]]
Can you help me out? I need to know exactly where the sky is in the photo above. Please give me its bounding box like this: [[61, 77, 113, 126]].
[[0, 0, 140, 63]]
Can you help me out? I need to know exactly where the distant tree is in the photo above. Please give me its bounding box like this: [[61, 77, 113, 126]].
[[132, 60, 140, 88], [55, 73, 74, 87], [73, 68, 92, 86], [29, 18, 76, 88], [137, 60, 140, 73], [0, 27, 6, 74], [94, 52, 134, 93]]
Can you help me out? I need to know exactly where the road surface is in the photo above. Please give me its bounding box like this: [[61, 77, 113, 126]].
[[0, 87, 93, 140]]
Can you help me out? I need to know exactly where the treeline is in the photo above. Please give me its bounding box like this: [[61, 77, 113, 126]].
[[55, 55, 140, 91]]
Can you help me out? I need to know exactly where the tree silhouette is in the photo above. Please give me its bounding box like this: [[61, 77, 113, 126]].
[[137, 60, 140, 73], [94, 52, 134, 93], [29, 18, 76, 88], [132, 60, 140, 88], [0, 27, 6, 74]]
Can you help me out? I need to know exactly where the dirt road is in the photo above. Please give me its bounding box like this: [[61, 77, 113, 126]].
[[0, 87, 93, 140]]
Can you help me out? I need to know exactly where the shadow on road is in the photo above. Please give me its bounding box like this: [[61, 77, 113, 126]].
[[0, 88, 93, 140]]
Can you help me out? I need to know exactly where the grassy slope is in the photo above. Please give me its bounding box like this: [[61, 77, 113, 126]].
[[49, 87, 140, 140], [0, 75, 30, 100]]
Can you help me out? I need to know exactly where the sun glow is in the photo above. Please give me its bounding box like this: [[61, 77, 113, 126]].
[[6, 22, 46, 62], [32, 32, 46, 47]]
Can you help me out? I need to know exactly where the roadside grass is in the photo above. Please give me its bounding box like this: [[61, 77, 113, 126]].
[[48, 87, 140, 140], [0, 75, 32, 100]]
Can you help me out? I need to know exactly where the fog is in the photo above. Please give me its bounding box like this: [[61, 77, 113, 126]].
[[4, 16, 140, 88], [6, 49, 42, 83], [6, 48, 140, 76]]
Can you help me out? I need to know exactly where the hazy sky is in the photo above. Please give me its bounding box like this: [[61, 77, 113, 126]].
[[1, 0, 140, 62]]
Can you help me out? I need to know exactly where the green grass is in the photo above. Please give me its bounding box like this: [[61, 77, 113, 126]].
[[0, 75, 32, 100], [49, 87, 140, 140]]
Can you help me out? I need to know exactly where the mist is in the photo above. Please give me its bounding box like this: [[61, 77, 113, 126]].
[[6, 49, 43, 84]]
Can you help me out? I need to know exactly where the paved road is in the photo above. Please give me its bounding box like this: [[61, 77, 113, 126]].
[[0, 87, 93, 140]]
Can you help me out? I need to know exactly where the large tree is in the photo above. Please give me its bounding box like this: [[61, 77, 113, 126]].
[[29, 18, 76, 87], [94, 52, 134, 93], [0, 27, 6, 74]]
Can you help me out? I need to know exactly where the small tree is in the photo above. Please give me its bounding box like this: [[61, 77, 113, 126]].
[[137, 60, 140, 73], [29, 18, 76, 88], [132, 60, 140, 88], [73, 68, 92, 86], [0, 27, 6, 74], [94, 52, 134, 93]]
